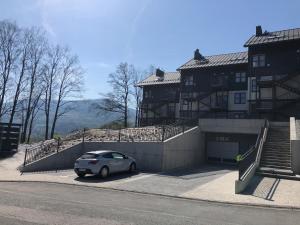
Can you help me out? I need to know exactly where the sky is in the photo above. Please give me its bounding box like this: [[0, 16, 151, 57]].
[[1, 0, 300, 99]]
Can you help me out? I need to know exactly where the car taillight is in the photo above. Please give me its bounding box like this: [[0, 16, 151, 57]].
[[88, 160, 99, 165]]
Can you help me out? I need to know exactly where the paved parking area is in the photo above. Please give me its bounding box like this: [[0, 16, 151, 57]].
[[2, 148, 300, 208], [17, 165, 234, 196]]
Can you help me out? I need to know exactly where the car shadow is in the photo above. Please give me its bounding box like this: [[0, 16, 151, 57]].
[[74, 171, 140, 183], [242, 176, 280, 201]]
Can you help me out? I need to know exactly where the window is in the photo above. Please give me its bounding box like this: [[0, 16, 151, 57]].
[[112, 153, 125, 159], [252, 54, 265, 68], [235, 72, 246, 83], [144, 90, 152, 98], [185, 75, 194, 86], [234, 92, 246, 104], [251, 79, 257, 92], [102, 153, 113, 159], [80, 153, 99, 159], [216, 92, 228, 107]]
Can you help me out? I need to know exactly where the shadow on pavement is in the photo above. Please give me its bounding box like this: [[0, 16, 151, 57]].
[[74, 171, 140, 183], [242, 176, 280, 201], [159, 164, 236, 180], [0, 151, 18, 160]]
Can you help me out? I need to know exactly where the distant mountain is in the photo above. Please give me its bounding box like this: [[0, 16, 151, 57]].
[[4, 99, 135, 139]]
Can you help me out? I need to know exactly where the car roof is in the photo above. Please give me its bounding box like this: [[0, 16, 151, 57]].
[[86, 150, 117, 155]]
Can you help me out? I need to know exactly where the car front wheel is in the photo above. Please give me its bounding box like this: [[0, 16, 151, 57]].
[[129, 163, 136, 173]]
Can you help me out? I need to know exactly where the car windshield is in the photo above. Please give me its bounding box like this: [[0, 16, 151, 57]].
[[80, 153, 98, 159]]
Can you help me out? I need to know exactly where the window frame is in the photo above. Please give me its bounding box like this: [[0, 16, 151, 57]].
[[235, 72, 246, 83], [234, 92, 246, 104], [252, 54, 266, 68], [251, 79, 257, 92], [184, 75, 194, 86]]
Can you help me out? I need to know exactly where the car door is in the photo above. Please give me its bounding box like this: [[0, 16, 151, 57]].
[[102, 152, 118, 173], [111, 152, 128, 172]]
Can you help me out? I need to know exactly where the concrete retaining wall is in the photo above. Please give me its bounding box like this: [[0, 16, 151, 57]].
[[21, 143, 84, 172], [291, 117, 300, 175], [162, 127, 205, 171], [21, 141, 164, 172], [198, 118, 264, 134], [83, 142, 164, 172], [21, 127, 204, 173]]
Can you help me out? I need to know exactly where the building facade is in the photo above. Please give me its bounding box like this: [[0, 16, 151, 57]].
[[137, 26, 300, 126]]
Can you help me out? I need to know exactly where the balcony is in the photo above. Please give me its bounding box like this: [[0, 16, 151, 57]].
[[256, 74, 288, 87], [211, 103, 228, 111], [211, 77, 229, 90]]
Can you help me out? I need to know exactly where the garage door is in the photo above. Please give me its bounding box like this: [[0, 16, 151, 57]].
[[207, 141, 239, 163]]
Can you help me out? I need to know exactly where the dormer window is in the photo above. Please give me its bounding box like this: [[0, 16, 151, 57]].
[[252, 54, 265, 68]]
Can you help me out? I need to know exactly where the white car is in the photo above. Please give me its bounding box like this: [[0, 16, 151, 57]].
[[74, 150, 136, 178]]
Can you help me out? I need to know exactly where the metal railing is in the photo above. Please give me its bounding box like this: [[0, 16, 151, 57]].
[[23, 139, 59, 166], [161, 118, 198, 141], [238, 119, 269, 180]]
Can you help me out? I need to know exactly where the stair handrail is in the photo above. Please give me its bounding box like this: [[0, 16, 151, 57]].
[[238, 119, 269, 180], [255, 119, 269, 165]]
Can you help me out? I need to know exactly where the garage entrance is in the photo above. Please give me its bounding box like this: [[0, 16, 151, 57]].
[[207, 141, 238, 164], [205, 132, 257, 165]]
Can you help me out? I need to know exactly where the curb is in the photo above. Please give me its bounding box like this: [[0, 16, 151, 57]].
[[0, 179, 300, 210]]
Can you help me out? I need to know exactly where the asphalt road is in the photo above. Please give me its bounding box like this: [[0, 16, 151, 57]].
[[0, 182, 299, 225]]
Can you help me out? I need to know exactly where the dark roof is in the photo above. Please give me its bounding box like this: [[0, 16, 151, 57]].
[[178, 52, 248, 70], [244, 28, 300, 47], [137, 72, 180, 86]]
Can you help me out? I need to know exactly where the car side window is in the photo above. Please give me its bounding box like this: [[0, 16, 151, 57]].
[[102, 153, 113, 159], [112, 153, 125, 159]]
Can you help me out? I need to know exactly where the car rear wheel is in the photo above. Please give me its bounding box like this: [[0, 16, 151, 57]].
[[76, 172, 86, 178], [99, 166, 109, 178], [129, 163, 136, 173]]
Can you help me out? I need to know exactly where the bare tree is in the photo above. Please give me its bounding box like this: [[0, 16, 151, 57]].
[[42, 45, 63, 140], [8, 28, 32, 127], [21, 27, 47, 142], [50, 49, 83, 139], [0, 21, 20, 120], [132, 69, 146, 127], [95, 63, 134, 128], [131, 65, 156, 127]]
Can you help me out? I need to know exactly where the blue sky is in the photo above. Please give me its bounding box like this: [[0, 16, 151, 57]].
[[1, 0, 300, 99]]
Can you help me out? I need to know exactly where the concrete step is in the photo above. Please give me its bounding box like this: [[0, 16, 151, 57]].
[[256, 171, 300, 180], [261, 158, 291, 164], [259, 163, 291, 170], [257, 167, 293, 175], [266, 139, 290, 142], [263, 148, 291, 152], [262, 154, 291, 159], [263, 149, 291, 154], [262, 152, 291, 160], [264, 142, 290, 146], [260, 162, 291, 169], [263, 146, 290, 150]]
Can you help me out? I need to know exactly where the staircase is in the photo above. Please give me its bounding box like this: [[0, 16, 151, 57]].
[[257, 124, 294, 178]]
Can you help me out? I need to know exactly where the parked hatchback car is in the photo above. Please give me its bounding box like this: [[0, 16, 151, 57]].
[[74, 150, 136, 178]]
